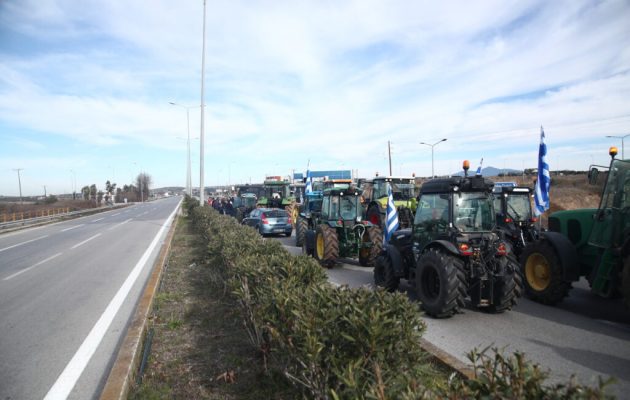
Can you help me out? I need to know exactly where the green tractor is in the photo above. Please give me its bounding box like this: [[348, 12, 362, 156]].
[[303, 186, 382, 267], [373, 162, 522, 318], [521, 147, 630, 307], [361, 176, 418, 229], [257, 179, 298, 221]]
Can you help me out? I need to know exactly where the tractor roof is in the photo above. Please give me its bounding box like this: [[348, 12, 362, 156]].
[[323, 187, 361, 197], [421, 175, 494, 194], [368, 176, 415, 182], [492, 185, 532, 195]]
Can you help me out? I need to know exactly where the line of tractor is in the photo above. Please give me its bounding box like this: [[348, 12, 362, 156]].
[[227, 147, 630, 318]]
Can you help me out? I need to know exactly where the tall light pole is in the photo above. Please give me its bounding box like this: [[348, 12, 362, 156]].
[[606, 134, 630, 159], [420, 138, 447, 178], [70, 169, 76, 199], [13, 168, 23, 203], [170, 102, 198, 197], [199, 0, 207, 205]]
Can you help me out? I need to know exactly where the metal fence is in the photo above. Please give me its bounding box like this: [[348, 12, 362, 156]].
[[0, 205, 127, 230]]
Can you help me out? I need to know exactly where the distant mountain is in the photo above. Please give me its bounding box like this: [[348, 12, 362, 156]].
[[452, 166, 522, 177]]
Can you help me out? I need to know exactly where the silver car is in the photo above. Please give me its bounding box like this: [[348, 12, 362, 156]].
[[242, 208, 293, 237]]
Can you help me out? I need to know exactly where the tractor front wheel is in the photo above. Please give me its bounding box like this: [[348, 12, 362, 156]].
[[295, 216, 308, 247], [489, 255, 522, 313], [314, 225, 339, 267], [416, 248, 467, 318], [374, 253, 399, 292], [521, 241, 571, 305], [358, 226, 383, 267]]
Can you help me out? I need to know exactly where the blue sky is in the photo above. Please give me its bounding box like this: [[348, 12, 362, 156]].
[[1, 0, 629, 196]]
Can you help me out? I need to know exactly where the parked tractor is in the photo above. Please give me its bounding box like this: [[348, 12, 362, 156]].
[[256, 179, 298, 223], [233, 193, 258, 222], [493, 183, 539, 258], [373, 161, 522, 318], [303, 186, 382, 267], [295, 190, 323, 247], [521, 147, 630, 307], [361, 176, 417, 229]]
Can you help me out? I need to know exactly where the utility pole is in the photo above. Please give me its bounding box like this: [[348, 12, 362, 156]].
[[13, 168, 23, 204], [43, 185, 47, 197], [388, 141, 392, 176]]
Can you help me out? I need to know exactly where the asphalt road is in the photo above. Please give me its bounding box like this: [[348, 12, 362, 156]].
[[0, 196, 181, 400], [276, 234, 630, 398]]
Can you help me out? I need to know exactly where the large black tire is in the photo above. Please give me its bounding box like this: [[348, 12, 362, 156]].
[[314, 224, 339, 267], [520, 240, 572, 305], [398, 206, 414, 229], [295, 217, 308, 247], [622, 257, 630, 309], [366, 205, 383, 228], [358, 226, 383, 267], [489, 255, 522, 313], [416, 248, 467, 318], [374, 253, 400, 292]]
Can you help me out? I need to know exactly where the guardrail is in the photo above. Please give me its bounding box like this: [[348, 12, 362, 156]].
[[0, 204, 128, 231], [1, 207, 71, 223]]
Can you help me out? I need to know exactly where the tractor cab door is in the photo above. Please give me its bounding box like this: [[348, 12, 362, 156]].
[[589, 159, 630, 249], [413, 193, 450, 249]]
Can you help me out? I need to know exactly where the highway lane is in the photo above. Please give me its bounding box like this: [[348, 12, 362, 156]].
[[0, 197, 181, 400], [276, 234, 630, 398]]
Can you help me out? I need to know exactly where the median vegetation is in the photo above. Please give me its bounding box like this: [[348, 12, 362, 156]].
[[132, 196, 613, 399]]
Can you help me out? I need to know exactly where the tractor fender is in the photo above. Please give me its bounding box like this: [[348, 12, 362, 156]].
[[426, 240, 460, 257], [539, 231, 580, 282], [383, 244, 405, 278]]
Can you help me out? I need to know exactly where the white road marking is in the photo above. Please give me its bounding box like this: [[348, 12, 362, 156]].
[[3, 252, 63, 281], [71, 233, 102, 250], [107, 218, 132, 231], [111, 212, 121, 216], [43, 200, 181, 400], [91, 218, 105, 222], [0, 235, 49, 253], [61, 224, 84, 232], [139, 211, 148, 216], [340, 264, 373, 273]]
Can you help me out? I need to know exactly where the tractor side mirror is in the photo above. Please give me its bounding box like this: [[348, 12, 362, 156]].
[[588, 168, 599, 185]]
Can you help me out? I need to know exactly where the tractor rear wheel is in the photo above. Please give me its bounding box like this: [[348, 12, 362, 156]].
[[358, 226, 383, 267], [416, 248, 467, 318], [521, 240, 572, 305], [295, 216, 308, 247], [374, 253, 399, 292], [489, 255, 522, 313], [315, 224, 338, 267], [366, 205, 383, 228]]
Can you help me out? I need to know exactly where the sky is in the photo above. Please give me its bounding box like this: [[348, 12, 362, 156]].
[[1, 0, 629, 196]]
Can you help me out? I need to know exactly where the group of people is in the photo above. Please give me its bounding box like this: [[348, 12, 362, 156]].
[[207, 196, 235, 216]]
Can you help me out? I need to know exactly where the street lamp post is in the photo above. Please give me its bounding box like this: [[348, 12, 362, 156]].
[[606, 134, 630, 159], [13, 168, 23, 204], [199, 0, 207, 206], [170, 102, 198, 197], [419, 138, 447, 178]]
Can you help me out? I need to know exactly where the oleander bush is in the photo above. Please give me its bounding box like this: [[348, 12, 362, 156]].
[[184, 197, 612, 400]]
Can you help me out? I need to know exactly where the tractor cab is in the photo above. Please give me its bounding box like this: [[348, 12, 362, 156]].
[[361, 176, 418, 228], [492, 183, 538, 256]]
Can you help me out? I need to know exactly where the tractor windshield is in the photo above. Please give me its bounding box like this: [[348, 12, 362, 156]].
[[374, 180, 416, 199], [328, 195, 359, 220], [454, 192, 495, 232], [505, 194, 532, 221]]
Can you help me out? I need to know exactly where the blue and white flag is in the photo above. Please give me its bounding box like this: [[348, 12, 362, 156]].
[[534, 126, 550, 216], [305, 170, 313, 194], [475, 158, 484, 176], [384, 184, 400, 243]]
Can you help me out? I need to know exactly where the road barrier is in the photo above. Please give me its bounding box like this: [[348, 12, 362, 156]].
[[0, 205, 128, 231]]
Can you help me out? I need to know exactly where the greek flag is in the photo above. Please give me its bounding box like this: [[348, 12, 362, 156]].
[[475, 157, 484, 175], [534, 126, 550, 216], [305, 170, 313, 194], [384, 184, 399, 243]]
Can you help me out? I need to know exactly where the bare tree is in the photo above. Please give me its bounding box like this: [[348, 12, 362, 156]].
[[135, 173, 152, 202]]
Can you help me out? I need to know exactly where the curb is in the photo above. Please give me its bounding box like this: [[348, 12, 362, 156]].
[[99, 208, 180, 400], [419, 338, 475, 379]]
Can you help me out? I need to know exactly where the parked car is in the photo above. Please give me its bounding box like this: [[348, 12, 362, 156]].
[[242, 208, 293, 237]]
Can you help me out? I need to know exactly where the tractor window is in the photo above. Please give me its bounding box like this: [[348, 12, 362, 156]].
[[391, 182, 415, 200], [339, 196, 358, 220], [328, 196, 341, 220], [415, 194, 449, 233], [454, 193, 495, 232], [505, 194, 532, 221], [321, 196, 330, 219]]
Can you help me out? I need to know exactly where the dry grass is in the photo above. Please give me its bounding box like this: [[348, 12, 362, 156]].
[[128, 216, 296, 400]]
